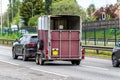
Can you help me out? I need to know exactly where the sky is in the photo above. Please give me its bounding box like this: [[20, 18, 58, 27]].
[[0, 0, 118, 14], [77, 0, 117, 9], [0, 0, 9, 14]]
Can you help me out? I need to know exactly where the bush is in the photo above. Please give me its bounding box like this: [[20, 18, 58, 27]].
[[0, 32, 22, 39], [28, 15, 40, 27]]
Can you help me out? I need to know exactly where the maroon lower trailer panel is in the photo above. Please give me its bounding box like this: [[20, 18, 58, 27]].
[[38, 30, 48, 51], [51, 31, 79, 59]]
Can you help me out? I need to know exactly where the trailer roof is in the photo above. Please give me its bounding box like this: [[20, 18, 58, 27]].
[[38, 15, 80, 18], [50, 15, 80, 18]]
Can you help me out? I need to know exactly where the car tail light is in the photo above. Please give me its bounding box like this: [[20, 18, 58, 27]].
[[29, 50, 35, 54], [27, 42, 36, 47], [46, 49, 48, 59], [82, 48, 85, 59]]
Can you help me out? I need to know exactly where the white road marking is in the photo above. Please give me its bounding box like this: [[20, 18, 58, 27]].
[[0, 59, 19, 66], [0, 58, 69, 78], [30, 67, 69, 78], [82, 65, 109, 71]]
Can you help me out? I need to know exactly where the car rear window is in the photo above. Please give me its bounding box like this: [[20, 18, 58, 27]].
[[30, 36, 38, 42]]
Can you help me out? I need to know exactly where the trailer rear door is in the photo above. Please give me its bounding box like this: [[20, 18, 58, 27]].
[[51, 30, 80, 59]]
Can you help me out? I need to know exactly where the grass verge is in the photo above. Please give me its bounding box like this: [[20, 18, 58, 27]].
[[85, 49, 112, 59]]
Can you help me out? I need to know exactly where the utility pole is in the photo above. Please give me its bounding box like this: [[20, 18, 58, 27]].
[[7, 6, 9, 28], [0, 0, 2, 34], [11, 0, 13, 22], [118, 6, 120, 29]]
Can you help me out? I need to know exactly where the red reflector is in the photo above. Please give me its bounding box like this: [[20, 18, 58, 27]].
[[27, 42, 36, 47], [82, 48, 85, 59]]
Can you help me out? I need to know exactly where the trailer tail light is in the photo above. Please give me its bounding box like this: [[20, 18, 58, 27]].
[[27, 42, 36, 47], [46, 49, 48, 58], [82, 48, 85, 59]]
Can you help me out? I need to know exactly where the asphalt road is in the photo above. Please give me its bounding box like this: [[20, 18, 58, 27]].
[[0, 45, 120, 80]]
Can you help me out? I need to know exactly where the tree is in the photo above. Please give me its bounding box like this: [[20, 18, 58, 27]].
[[87, 4, 96, 17], [2, 0, 20, 27], [34, 0, 46, 15], [51, 0, 86, 20], [2, 12, 8, 27], [45, 0, 52, 14], [9, 0, 20, 21], [28, 15, 40, 27], [20, 0, 45, 26], [12, 11, 20, 25], [20, 0, 87, 26]]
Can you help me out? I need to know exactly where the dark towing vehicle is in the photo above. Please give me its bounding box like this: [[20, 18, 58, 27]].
[[112, 44, 120, 67], [12, 34, 38, 61], [35, 15, 85, 65]]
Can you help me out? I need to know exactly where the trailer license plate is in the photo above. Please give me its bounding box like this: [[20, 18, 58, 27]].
[[52, 50, 58, 56]]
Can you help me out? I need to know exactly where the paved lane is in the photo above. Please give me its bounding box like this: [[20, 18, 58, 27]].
[[0, 45, 120, 80]]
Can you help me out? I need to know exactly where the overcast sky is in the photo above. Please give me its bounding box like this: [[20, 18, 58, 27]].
[[0, 0, 9, 14], [0, 0, 118, 14], [76, 0, 117, 9]]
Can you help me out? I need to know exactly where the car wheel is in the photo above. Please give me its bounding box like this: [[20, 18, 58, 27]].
[[22, 49, 28, 61], [112, 55, 119, 67], [35, 54, 40, 65], [12, 48, 18, 59]]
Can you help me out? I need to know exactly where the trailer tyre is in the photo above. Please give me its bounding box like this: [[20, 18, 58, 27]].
[[71, 61, 76, 65], [71, 60, 80, 65], [75, 60, 81, 65], [39, 57, 44, 65]]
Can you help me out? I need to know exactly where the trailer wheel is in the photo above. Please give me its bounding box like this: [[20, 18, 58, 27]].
[[38, 54, 45, 65], [35, 54, 40, 65], [75, 60, 81, 65], [39, 57, 44, 65], [71, 60, 76, 65]]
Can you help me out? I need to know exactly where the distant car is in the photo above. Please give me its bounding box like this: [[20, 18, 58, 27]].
[[12, 34, 38, 61], [112, 44, 120, 67], [2, 28, 9, 34], [11, 25, 18, 31], [18, 29, 29, 34]]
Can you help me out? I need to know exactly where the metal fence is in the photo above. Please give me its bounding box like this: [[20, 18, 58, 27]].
[[0, 39, 14, 46], [82, 19, 120, 46], [0, 27, 37, 35], [82, 27, 120, 46], [1, 26, 119, 47]]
